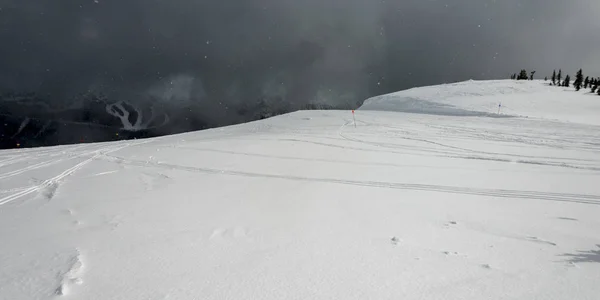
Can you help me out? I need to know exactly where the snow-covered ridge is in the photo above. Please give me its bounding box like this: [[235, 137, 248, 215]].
[[361, 79, 600, 125]]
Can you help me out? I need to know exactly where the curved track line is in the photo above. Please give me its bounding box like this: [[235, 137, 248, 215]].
[[0, 144, 112, 180], [102, 155, 600, 206], [0, 142, 145, 207], [338, 119, 600, 172]]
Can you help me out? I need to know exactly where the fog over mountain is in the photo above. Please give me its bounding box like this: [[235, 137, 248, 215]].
[[1, 0, 598, 148]]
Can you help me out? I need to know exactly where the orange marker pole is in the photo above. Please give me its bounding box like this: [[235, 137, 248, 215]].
[[352, 110, 356, 128]]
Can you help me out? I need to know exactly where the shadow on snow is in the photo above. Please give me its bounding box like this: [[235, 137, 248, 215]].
[[561, 245, 600, 264]]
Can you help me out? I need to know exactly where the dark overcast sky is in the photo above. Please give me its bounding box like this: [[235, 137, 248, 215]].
[[1, 0, 598, 117]]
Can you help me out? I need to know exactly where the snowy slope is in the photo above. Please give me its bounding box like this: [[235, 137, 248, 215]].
[[1, 80, 599, 300], [361, 80, 600, 125]]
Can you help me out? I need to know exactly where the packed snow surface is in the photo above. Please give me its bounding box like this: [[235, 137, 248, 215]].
[[1, 80, 599, 300], [361, 79, 600, 125]]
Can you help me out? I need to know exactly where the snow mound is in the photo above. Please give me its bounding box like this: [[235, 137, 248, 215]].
[[360, 80, 600, 125]]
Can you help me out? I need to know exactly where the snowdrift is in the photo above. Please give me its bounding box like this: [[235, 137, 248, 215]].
[[1, 80, 599, 300], [361, 80, 600, 125]]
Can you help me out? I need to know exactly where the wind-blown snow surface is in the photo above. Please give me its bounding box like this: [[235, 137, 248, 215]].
[[361, 79, 600, 125], [1, 80, 599, 300]]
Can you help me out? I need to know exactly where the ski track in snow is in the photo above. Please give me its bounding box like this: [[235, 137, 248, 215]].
[[240, 135, 600, 171], [337, 122, 600, 171], [99, 153, 600, 206], [0, 144, 101, 179], [0, 141, 147, 206]]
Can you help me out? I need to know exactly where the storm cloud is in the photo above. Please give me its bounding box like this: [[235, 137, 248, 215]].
[[1, 0, 599, 131]]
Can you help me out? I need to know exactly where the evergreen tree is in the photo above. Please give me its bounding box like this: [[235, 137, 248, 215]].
[[584, 76, 589, 89], [563, 75, 570, 87], [597, 86, 600, 96], [544, 77, 548, 81], [517, 69, 528, 80], [574, 69, 583, 91], [530, 71, 536, 80], [592, 85, 597, 93], [557, 69, 562, 85], [551, 70, 556, 85]]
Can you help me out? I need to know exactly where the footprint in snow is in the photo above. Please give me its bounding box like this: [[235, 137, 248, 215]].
[[210, 227, 252, 242], [139, 172, 172, 191], [233, 227, 248, 239], [107, 215, 123, 231], [40, 181, 59, 200], [209, 228, 227, 240], [63, 209, 87, 228], [55, 250, 84, 296], [443, 221, 458, 229]]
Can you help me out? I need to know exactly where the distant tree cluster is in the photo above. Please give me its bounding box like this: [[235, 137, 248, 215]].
[[511, 70, 537, 80], [548, 69, 600, 95], [512, 68, 600, 96]]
